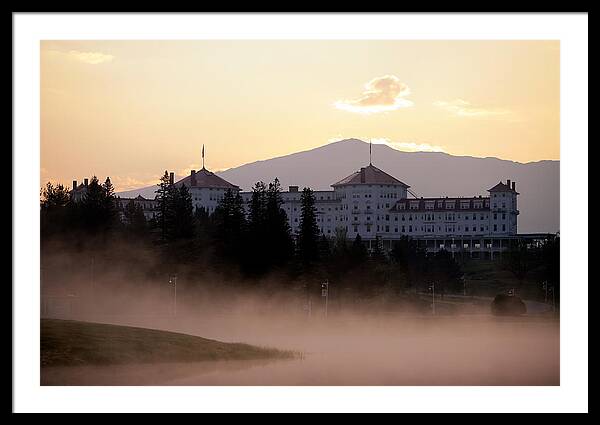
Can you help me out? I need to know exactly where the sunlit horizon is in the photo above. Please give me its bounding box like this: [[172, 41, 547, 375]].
[[41, 40, 560, 191]]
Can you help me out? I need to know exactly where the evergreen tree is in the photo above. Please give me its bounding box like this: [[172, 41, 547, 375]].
[[350, 233, 368, 264], [429, 249, 464, 296], [194, 205, 209, 223], [245, 181, 268, 274], [297, 187, 319, 266], [213, 188, 247, 263], [248, 181, 267, 235], [171, 183, 195, 239], [390, 236, 427, 288], [123, 200, 147, 235], [155, 171, 172, 242], [318, 234, 332, 263], [40, 182, 71, 210], [265, 178, 293, 266], [79, 176, 116, 234], [102, 177, 117, 224], [40, 182, 72, 237]]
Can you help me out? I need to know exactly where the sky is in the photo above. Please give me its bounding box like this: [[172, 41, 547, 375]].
[[41, 40, 560, 191]]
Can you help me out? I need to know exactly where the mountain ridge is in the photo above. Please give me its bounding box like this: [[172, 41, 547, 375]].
[[117, 139, 559, 233]]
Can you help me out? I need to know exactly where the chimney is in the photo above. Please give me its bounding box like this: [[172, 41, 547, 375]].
[[72, 180, 77, 190], [512, 181, 516, 191], [191, 170, 196, 186], [289, 185, 298, 193], [84, 178, 88, 187], [506, 179, 510, 187], [169, 172, 174, 185], [360, 168, 366, 183]]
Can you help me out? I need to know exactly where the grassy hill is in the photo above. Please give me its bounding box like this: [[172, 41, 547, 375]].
[[41, 319, 295, 367]]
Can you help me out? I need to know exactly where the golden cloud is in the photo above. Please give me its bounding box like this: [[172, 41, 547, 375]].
[[67, 50, 115, 65], [371, 138, 446, 153], [335, 75, 413, 114], [433, 99, 510, 118]]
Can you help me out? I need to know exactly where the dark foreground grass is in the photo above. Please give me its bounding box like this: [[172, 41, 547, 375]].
[[41, 319, 296, 367]]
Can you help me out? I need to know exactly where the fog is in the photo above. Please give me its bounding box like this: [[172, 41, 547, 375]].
[[41, 271, 559, 386]]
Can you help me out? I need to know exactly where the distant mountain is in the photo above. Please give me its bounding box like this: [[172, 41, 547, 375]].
[[117, 139, 559, 233]]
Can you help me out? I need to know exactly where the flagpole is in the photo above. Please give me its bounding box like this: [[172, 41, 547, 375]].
[[202, 144, 205, 169]]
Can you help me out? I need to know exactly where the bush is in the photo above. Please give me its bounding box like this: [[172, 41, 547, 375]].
[[491, 294, 527, 316]]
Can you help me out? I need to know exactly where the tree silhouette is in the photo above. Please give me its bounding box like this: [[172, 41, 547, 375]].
[[213, 188, 247, 264], [265, 178, 293, 266], [350, 233, 368, 264], [155, 171, 172, 242], [79, 176, 117, 235], [40, 182, 72, 238], [123, 200, 147, 236], [502, 238, 536, 290], [297, 187, 319, 267], [166, 184, 194, 240]]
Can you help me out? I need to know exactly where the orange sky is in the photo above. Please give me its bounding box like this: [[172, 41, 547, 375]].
[[41, 40, 559, 191]]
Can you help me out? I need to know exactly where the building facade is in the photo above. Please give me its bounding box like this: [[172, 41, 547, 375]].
[[73, 161, 531, 256], [237, 164, 517, 234]]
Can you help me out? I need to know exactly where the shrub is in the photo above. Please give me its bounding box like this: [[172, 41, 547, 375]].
[[491, 294, 527, 316]]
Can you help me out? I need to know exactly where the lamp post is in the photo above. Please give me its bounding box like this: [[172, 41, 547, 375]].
[[169, 275, 177, 317], [429, 282, 436, 315], [542, 281, 548, 303], [321, 280, 329, 319]]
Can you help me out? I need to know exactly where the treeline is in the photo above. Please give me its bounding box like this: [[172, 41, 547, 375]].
[[40, 174, 558, 303], [501, 235, 560, 305]]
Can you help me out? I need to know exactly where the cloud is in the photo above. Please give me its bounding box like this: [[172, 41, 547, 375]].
[[179, 163, 202, 176], [334, 75, 413, 114], [110, 176, 159, 191], [371, 138, 446, 153], [433, 99, 510, 118], [67, 50, 115, 65]]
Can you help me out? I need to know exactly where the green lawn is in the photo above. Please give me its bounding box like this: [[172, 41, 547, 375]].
[[41, 319, 295, 367]]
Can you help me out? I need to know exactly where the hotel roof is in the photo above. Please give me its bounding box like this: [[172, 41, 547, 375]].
[[331, 164, 410, 188], [176, 167, 239, 190], [488, 181, 519, 194]]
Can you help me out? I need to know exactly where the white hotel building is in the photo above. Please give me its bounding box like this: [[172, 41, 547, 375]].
[[77, 161, 533, 258], [238, 163, 521, 257]]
